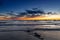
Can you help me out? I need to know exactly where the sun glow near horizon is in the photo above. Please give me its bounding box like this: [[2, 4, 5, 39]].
[[0, 14, 60, 20], [15, 14, 60, 20]]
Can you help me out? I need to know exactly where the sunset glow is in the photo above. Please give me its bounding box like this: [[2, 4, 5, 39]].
[[15, 14, 60, 20], [0, 14, 60, 20]]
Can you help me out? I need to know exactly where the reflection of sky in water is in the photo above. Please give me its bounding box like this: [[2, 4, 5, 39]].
[[0, 21, 60, 30], [0, 21, 60, 40], [33, 31, 60, 40]]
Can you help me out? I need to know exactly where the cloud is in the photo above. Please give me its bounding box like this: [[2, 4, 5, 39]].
[[17, 8, 45, 17], [0, 8, 54, 18]]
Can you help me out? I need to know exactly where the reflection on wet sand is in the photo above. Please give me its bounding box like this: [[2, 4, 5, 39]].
[[33, 31, 60, 40], [0, 20, 60, 40]]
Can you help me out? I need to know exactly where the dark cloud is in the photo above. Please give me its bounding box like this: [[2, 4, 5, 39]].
[[16, 8, 45, 17], [26, 8, 45, 14], [0, 8, 54, 17], [17, 12, 27, 17]]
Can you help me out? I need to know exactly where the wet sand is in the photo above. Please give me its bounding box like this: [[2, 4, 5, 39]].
[[0, 31, 40, 40], [34, 31, 60, 40], [0, 20, 60, 40]]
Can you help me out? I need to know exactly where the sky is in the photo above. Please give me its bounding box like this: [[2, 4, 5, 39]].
[[0, 0, 60, 13]]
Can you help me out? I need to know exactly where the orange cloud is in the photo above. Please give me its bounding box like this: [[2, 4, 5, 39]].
[[15, 16, 46, 20], [0, 14, 60, 20], [15, 14, 60, 20], [0, 16, 13, 20]]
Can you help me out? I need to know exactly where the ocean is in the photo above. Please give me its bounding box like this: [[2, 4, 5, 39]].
[[0, 20, 60, 40]]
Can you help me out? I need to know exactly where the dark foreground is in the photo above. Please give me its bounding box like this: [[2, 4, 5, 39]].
[[0, 31, 40, 40]]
